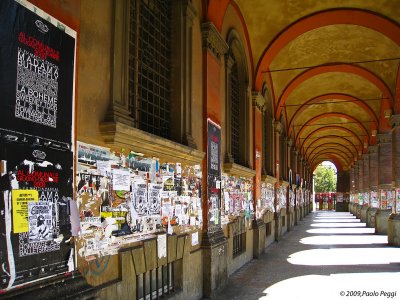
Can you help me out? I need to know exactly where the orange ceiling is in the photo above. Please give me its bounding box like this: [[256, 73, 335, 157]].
[[207, 0, 400, 172]]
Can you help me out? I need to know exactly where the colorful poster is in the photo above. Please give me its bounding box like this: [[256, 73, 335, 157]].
[[0, 0, 76, 289], [12, 189, 39, 233]]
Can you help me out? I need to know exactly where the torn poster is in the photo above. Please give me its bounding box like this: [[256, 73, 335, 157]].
[[157, 234, 167, 258]]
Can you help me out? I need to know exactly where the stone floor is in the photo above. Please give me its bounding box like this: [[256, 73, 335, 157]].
[[212, 211, 400, 300]]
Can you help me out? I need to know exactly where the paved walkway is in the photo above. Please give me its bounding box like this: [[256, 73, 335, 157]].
[[213, 211, 400, 300]]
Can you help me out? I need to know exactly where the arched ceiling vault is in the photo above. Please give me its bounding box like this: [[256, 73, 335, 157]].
[[207, 1, 400, 172]]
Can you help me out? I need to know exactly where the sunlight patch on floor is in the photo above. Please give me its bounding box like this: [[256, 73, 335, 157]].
[[311, 222, 366, 227], [307, 227, 375, 234], [260, 272, 400, 300], [287, 248, 400, 266], [300, 235, 387, 245]]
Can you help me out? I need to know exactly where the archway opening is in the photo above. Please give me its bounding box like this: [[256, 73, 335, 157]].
[[313, 161, 337, 210]]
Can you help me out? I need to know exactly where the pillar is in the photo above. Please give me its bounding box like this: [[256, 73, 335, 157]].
[[376, 133, 393, 234], [274, 120, 283, 241], [367, 146, 379, 228], [388, 115, 400, 245], [252, 92, 266, 257], [337, 170, 350, 212], [200, 22, 229, 298], [360, 153, 370, 223]]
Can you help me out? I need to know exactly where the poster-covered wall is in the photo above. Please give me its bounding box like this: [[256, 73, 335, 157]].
[[0, 0, 76, 290]]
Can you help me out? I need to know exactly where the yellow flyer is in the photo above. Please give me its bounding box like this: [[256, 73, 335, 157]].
[[12, 190, 39, 233]]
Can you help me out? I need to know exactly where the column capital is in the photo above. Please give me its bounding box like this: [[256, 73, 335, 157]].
[[377, 132, 392, 144], [368, 145, 378, 154], [201, 22, 228, 62], [389, 114, 400, 128], [252, 91, 266, 112], [274, 120, 283, 134]]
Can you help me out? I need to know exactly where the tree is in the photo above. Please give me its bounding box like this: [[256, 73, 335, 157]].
[[314, 164, 337, 192]]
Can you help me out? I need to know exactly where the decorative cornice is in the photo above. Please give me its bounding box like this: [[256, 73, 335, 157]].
[[201, 22, 228, 62], [261, 174, 277, 184], [389, 114, 400, 128], [279, 180, 289, 188], [99, 122, 205, 165], [377, 133, 392, 144], [252, 92, 266, 112], [223, 162, 256, 179]]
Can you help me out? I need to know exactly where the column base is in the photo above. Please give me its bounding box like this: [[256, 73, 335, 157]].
[[360, 205, 369, 223], [388, 214, 400, 246], [375, 209, 392, 235], [252, 219, 266, 258], [201, 229, 228, 298], [366, 207, 378, 228]]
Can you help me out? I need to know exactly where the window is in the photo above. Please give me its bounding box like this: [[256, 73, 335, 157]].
[[130, 0, 171, 138], [262, 85, 274, 176], [230, 63, 240, 162], [225, 30, 249, 166]]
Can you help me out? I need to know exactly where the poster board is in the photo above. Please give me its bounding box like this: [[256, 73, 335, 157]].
[[0, 0, 76, 290], [207, 119, 221, 232]]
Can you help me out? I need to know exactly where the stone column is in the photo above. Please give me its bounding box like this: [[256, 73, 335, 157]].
[[360, 154, 370, 223], [337, 170, 350, 212], [376, 133, 392, 234], [201, 22, 229, 298], [252, 92, 266, 258], [367, 146, 379, 228], [293, 149, 299, 224], [389, 115, 400, 245], [273, 120, 283, 241]]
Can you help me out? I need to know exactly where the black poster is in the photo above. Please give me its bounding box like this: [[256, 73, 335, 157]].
[[0, 0, 75, 144], [207, 119, 221, 232], [0, 0, 75, 290]]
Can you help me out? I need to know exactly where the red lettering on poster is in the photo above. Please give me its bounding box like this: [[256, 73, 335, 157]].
[[18, 32, 60, 61], [17, 169, 59, 187]]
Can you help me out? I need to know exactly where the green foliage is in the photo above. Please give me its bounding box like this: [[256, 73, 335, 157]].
[[314, 164, 337, 192]]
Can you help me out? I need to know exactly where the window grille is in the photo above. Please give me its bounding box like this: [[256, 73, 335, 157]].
[[266, 222, 272, 237], [136, 262, 175, 300], [233, 232, 246, 257], [130, 0, 171, 138], [230, 63, 240, 163]]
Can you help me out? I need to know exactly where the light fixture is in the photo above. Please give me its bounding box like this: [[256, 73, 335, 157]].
[[371, 130, 377, 137]]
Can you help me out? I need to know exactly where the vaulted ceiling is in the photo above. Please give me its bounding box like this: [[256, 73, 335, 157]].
[[207, 0, 400, 172]]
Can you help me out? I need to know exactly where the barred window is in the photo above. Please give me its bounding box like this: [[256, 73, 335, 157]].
[[130, 0, 171, 138], [230, 63, 240, 163]]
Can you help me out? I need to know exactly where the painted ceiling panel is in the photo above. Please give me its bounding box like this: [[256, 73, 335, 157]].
[[235, 0, 400, 64], [285, 72, 382, 121], [270, 24, 400, 99]]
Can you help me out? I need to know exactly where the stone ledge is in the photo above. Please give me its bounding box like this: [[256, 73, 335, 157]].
[[261, 174, 277, 184], [100, 121, 205, 165], [223, 162, 256, 179]]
